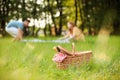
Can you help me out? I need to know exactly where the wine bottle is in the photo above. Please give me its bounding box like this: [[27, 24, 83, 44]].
[[53, 46, 61, 52]]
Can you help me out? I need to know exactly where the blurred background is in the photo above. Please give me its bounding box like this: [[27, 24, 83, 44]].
[[0, 0, 120, 37]]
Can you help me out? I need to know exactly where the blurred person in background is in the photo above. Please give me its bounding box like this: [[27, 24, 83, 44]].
[[5, 18, 30, 41], [59, 22, 85, 41]]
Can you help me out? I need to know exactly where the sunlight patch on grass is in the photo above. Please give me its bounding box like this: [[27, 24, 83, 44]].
[[36, 54, 43, 62], [0, 56, 8, 67], [22, 42, 35, 54], [94, 29, 111, 62], [94, 52, 111, 62], [11, 68, 31, 80], [26, 43, 35, 50]]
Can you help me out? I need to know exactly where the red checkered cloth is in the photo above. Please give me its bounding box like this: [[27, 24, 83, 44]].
[[52, 52, 67, 62]]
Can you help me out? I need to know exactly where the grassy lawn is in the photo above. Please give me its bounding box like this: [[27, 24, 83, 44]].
[[0, 36, 120, 80]]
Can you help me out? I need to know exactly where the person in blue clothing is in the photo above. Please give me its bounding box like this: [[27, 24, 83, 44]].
[[5, 18, 30, 41]]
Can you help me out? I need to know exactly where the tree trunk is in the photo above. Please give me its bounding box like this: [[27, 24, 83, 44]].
[[47, 0, 58, 35], [43, 26, 47, 37], [35, 27, 41, 37], [32, 0, 37, 36], [74, 0, 78, 25], [78, 0, 84, 31], [0, 0, 10, 35], [56, 0, 63, 35], [22, 0, 25, 19]]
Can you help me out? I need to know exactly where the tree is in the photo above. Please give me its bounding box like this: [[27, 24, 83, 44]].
[[1, 0, 120, 36], [0, 0, 10, 35], [56, 0, 63, 35]]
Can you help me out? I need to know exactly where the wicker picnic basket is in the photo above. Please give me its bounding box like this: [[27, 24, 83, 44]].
[[53, 43, 93, 69]]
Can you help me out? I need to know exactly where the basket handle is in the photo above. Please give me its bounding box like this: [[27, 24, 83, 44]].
[[72, 43, 75, 55], [57, 45, 73, 56]]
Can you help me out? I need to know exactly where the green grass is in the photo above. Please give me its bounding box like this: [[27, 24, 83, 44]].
[[0, 36, 120, 80]]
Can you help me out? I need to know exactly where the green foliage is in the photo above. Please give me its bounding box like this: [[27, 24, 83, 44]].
[[0, 0, 120, 36], [0, 36, 120, 80]]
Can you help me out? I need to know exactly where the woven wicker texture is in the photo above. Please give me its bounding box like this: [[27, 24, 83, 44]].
[[56, 51, 92, 69], [53, 43, 93, 69]]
